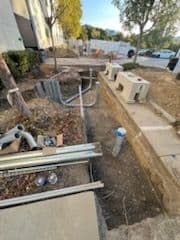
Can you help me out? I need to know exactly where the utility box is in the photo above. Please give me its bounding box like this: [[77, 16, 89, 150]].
[[104, 62, 123, 81], [115, 72, 150, 103]]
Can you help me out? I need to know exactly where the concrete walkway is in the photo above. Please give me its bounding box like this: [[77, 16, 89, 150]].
[[45, 57, 108, 67], [45, 57, 180, 73], [0, 192, 100, 240]]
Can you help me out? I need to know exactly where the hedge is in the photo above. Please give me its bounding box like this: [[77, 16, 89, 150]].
[[2, 49, 40, 80], [122, 62, 141, 71]]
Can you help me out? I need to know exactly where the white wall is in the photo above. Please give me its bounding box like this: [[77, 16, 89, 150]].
[[90, 39, 134, 55], [0, 0, 24, 53], [52, 22, 64, 46]]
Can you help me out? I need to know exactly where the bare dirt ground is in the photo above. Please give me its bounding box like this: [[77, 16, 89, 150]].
[[0, 64, 91, 200], [0, 98, 89, 200], [85, 89, 161, 230], [132, 67, 180, 119], [106, 214, 180, 240]]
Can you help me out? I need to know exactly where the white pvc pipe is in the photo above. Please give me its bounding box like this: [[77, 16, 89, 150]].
[[4, 124, 24, 136], [21, 132, 37, 150], [112, 128, 127, 157]]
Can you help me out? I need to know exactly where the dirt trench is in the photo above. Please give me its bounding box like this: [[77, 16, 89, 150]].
[[85, 91, 161, 230]]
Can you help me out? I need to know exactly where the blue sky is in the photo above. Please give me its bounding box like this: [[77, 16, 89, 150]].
[[81, 0, 122, 31], [81, 0, 180, 36]]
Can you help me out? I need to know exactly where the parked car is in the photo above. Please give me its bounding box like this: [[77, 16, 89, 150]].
[[138, 49, 147, 56], [138, 49, 155, 57], [145, 49, 155, 57], [152, 49, 176, 59], [127, 49, 135, 58]]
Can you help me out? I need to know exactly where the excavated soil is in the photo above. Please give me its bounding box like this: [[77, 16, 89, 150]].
[[85, 89, 161, 230], [0, 98, 89, 200], [0, 98, 84, 148]]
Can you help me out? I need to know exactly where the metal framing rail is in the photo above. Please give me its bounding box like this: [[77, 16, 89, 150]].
[[0, 149, 102, 170], [0, 181, 104, 208], [0, 160, 89, 177], [0, 142, 101, 162]]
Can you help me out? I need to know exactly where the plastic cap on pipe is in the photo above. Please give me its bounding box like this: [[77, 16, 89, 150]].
[[116, 128, 126, 137]]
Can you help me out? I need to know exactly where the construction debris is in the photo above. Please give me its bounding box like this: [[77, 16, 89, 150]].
[[0, 124, 37, 151]]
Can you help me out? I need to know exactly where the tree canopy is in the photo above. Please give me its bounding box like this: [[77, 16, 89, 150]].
[[57, 0, 82, 39], [112, 0, 180, 61], [79, 25, 112, 41]]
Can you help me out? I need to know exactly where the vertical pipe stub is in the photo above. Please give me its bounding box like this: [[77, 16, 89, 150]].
[[112, 127, 127, 157]]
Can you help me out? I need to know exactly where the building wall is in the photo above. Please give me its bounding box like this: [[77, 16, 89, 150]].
[[11, 0, 37, 48], [52, 22, 64, 46], [0, 0, 24, 53], [11, 0, 51, 49], [41, 0, 64, 46], [27, 0, 51, 49]]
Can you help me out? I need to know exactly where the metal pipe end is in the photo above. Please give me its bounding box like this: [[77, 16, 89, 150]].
[[16, 124, 24, 131]]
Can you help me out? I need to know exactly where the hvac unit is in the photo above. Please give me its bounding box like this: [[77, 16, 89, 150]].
[[104, 63, 123, 81], [115, 71, 150, 103]]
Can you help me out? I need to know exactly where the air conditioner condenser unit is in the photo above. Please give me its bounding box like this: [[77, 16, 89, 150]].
[[104, 62, 123, 81], [115, 72, 150, 103]]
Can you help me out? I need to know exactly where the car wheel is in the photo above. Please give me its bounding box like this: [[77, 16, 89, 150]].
[[157, 55, 160, 58]]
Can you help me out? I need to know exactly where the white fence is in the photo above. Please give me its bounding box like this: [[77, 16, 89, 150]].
[[90, 39, 135, 56], [67, 39, 135, 56]]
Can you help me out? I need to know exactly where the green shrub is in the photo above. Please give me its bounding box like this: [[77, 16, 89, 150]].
[[2, 50, 40, 80], [176, 72, 180, 80], [122, 62, 141, 71]]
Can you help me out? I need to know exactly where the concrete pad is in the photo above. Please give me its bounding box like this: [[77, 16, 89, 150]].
[[142, 128, 180, 156], [0, 192, 100, 240], [161, 154, 180, 179]]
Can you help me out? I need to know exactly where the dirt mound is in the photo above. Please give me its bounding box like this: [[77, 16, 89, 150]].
[[132, 67, 180, 119], [106, 215, 180, 240], [0, 98, 84, 150]]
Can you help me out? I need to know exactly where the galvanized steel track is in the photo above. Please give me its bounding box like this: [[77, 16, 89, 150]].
[[0, 181, 104, 208], [0, 142, 102, 171]]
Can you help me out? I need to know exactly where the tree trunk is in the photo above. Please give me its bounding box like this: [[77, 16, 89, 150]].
[[133, 28, 143, 63], [50, 27, 58, 73], [0, 56, 31, 117]]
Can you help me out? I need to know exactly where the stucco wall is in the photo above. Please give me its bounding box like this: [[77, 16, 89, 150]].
[[27, 0, 51, 49], [11, 0, 64, 49], [0, 0, 24, 53], [11, 0, 37, 48]]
